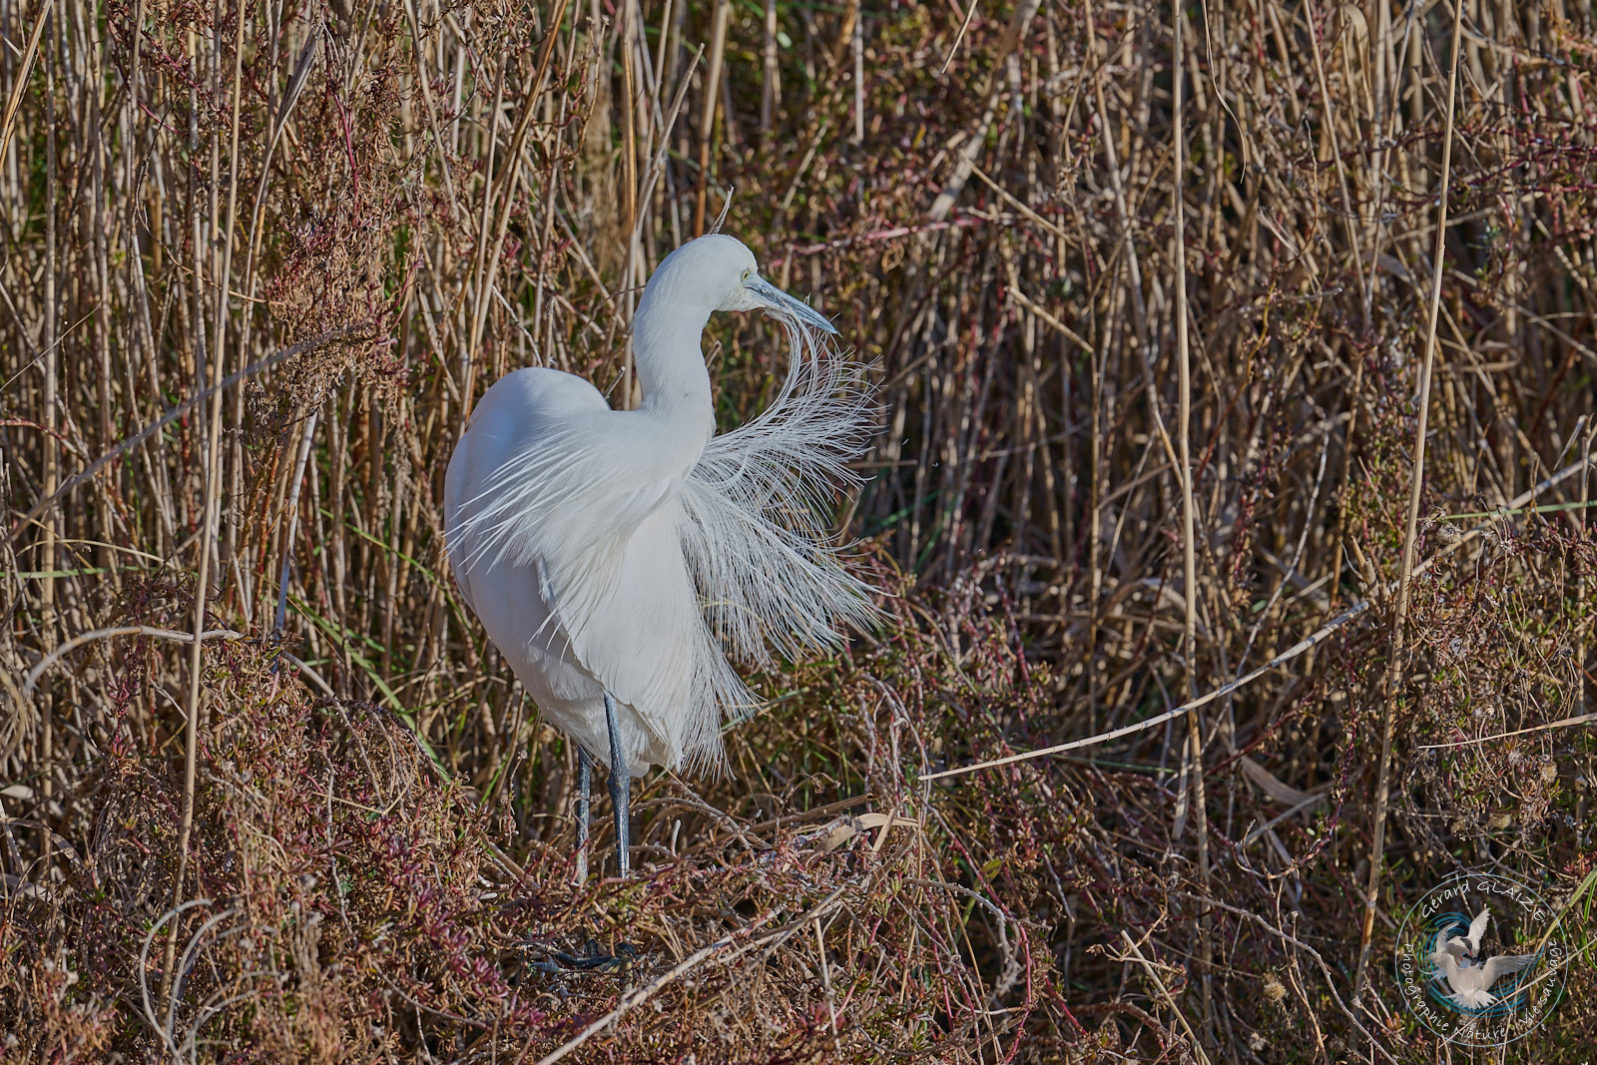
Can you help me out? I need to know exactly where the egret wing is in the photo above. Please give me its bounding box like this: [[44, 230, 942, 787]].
[[443, 443, 478, 616], [446, 368, 734, 771], [556, 500, 743, 773], [447, 369, 684, 650], [1480, 953, 1539, 984], [1466, 907, 1492, 953]]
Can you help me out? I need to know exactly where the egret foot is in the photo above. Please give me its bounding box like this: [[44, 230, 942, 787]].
[[604, 691, 631, 878], [526, 939, 640, 976]]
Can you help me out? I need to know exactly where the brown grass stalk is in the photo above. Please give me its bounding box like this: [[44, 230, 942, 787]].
[[1352, 0, 1466, 1006]]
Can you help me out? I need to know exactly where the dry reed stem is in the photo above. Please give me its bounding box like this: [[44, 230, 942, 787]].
[[1353, 0, 1467, 1006], [22, 625, 243, 697], [692, 0, 730, 236], [1118, 929, 1211, 1065], [924, 442, 1597, 782], [173, 0, 251, 936], [1169, 2, 1214, 1041], [0, 0, 50, 165]]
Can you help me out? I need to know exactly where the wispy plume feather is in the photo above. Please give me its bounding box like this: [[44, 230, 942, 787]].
[[680, 316, 881, 675]]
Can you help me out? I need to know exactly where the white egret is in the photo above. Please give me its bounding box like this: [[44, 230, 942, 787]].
[[444, 234, 878, 878], [1428, 907, 1540, 1009]]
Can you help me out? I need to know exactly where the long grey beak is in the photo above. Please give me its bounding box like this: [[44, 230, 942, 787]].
[[747, 276, 838, 335]]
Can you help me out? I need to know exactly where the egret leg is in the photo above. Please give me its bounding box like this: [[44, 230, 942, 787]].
[[575, 747, 592, 883], [603, 691, 630, 878]]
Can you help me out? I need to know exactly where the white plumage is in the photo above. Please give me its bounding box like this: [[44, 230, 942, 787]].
[[1428, 907, 1540, 1010], [443, 235, 876, 872]]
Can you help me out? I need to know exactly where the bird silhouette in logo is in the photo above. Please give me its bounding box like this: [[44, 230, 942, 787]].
[[1428, 906, 1540, 1010]]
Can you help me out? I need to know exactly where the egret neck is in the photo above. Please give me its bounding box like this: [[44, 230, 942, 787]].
[[631, 285, 716, 452]]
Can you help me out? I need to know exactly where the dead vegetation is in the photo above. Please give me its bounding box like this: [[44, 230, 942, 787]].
[[2, 0, 1596, 1061]]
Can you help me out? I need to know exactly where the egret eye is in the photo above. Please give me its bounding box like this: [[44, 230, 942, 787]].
[[741, 268, 752, 282]]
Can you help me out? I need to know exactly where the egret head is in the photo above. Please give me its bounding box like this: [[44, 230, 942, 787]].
[[648, 234, 838, 336]]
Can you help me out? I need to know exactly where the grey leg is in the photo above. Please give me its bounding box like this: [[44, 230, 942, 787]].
[[604, 691, 630, 878], [575, 747, 592, 883]]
